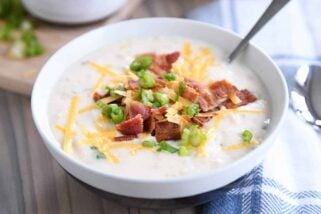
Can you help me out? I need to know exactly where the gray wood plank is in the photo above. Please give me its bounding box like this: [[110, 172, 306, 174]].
[[0, 91, 24, 214]]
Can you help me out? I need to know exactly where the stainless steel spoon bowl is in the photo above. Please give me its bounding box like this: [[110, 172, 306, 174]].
[[291, 65, 321, 128]]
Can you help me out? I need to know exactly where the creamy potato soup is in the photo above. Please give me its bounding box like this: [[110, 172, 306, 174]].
[[49, 36, 269, 179]]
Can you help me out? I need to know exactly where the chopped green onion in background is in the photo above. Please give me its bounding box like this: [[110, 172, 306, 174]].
[[109, 85, 126, 97], [175, 81, 186, 101], [139, 71, 156, 88], [183, 103, 200, 117], [142, 140, 157, 148], [158, 141, 178, 153], [130, 55, 153, 72], [242, 130, 253, 142], [162, 73, 176, 81]]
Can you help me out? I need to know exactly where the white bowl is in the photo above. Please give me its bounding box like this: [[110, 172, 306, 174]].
[[31, 18, 288, 199], [22, 0, 127, 24]]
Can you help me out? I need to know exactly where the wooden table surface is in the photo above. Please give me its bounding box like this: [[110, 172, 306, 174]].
[[0, 0, 209, 213]]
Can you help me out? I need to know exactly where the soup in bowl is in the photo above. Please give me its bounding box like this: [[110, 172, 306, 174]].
[[31, 18, 288, 199]]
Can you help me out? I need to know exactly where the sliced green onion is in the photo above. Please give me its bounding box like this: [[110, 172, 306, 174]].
[[162, 73, 176, 81], [183, 103, 200, 117], [180, 125, 206, 147], [142, 140, 157, 148], [130, 55, 153, 72], [109, 85, 126, 97], [154, 92, 169, 107], [242, 130, 253, 142], [139, 71, 156, 88], [158, 141, 178, 153], [178, 146, 190, 156], [175, 81, 186, 101], [140, 89, 154, 106], [21, 31, 44, 57], [96, 102, 124, 124]]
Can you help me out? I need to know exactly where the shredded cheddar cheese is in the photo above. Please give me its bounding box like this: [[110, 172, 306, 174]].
[[78, 103, 97, 114], [54, 124, 66, 133], [63, 96, 80, 153], [223, 140, 258, 151], [90, 62, 117, 77]]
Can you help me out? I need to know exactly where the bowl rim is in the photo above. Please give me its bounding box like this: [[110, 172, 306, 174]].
[[31, 17, 289, 184]]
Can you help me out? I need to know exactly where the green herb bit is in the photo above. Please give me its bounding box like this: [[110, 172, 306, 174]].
[[142, 140, 157, 148], [178, 146, 190, 156], [175, 81, 186, 101], [242, 130, 253, 142], [162, 73, 176, 81], [154, 92, 169, 107], [158, 141, 178, 153], [183, 103, 200, 117], [21, 31, 44, 57], [130, 55, 153, 72], [90, 146, 106, 159], [139, 71, 156, 88], [180, 128, 191, 146]]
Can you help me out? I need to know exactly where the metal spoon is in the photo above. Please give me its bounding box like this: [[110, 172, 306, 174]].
[[291, 65, 321, 129], [229, 0, 291, 63]]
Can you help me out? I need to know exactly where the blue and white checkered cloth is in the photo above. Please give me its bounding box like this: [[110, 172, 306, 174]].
[[187, 0, 321, 213]]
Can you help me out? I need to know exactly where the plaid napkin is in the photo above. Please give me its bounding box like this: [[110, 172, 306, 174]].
[[187, 0, 321, 213]]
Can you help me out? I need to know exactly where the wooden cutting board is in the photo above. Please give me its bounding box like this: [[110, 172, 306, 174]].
[[0, 0, 143, 96]]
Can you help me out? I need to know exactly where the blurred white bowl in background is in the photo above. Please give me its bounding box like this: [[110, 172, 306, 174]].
[[22, 0, 127, 24]]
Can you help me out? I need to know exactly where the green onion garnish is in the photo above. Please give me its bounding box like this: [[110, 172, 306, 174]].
[[96, 102, 124, 124], [158, 141, 178, 153], [140, 89, 154, 106], [138, 71, 156, 88], [182, 103, 200, 117], [154, 92, 169, 107], [242, 130, 253, 142], [130, 56, 153, 72], [175, 81, 186, 101], [180, 125, 206, 147], [162, 73, 176, 81], [90, 146, 106, 159], [142, 140, 157, 148], [178, 146, 190, 156]]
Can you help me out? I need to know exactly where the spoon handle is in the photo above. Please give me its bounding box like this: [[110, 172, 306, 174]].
[[228, 0, 291, 62]]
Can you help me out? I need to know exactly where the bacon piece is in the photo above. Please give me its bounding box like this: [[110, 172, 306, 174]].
[[155, 121, 181, 142], [221, 89, 257, 109], [127, 80, 139, 90], [181, 85, 199, 102], [128, 101, 151, 120], [185, 79, 204, 92], [209, 80, 237, 100], [93, 92, 108, 102], [155, 78, 167, 88], [148, 51, 180, 75], [144, 116, 155, 133], [152, 106, 167, 121], [114, 135, 137, 142], [116, 114, 143, 135], [192, 116, 212, 127], [198, 92, 217, 112]]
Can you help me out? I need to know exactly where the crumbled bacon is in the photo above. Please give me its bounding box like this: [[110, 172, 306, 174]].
[[147, 51, 180, 75], [155, 78, 167, 88], [114, 135, 137, 142], [198, 92, 217, 112], [192, 116, 212, 127], [221, 89, 257, 109], [155, 121, 181, 141], [93, 92, 108, 102], [152, 106, 167, 121], [144, 116, 155, 134], [116, 114, 144, 135], [181, 85, 199, 103], [127, 80, 139, 90], [185, 79, 204, 92], [128, 101, 151, 120], [209, 80, 237, 100]]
